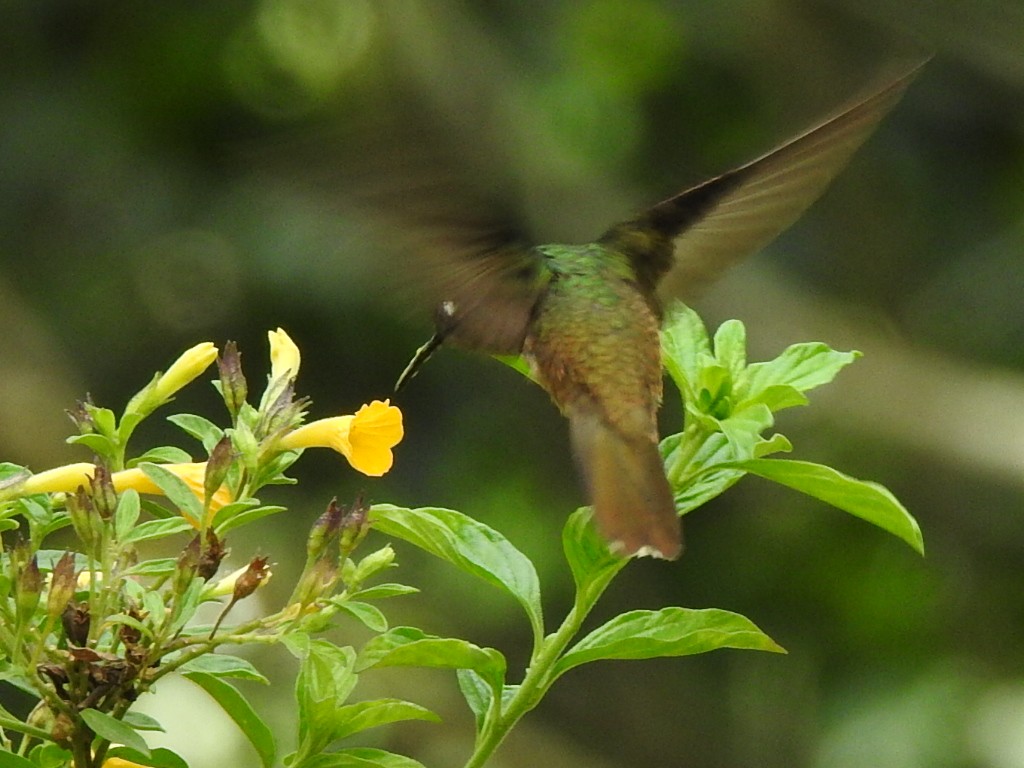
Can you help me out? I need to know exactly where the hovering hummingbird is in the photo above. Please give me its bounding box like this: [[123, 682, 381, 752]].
[[395, 64, 924, 560]]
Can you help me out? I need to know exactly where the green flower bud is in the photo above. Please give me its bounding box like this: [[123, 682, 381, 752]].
[[217, 341, 248, 418]]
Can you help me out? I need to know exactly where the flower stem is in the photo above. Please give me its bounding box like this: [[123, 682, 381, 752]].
[[462, 558, 627, 768]]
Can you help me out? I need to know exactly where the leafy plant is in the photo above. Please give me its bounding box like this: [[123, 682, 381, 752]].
[[0, 305, 920, 768]]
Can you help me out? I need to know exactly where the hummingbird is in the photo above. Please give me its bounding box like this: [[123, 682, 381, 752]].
[[395, 64, 924, 560]]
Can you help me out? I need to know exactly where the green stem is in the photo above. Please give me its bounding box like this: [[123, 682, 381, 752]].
[[462, 559, 627, 768]]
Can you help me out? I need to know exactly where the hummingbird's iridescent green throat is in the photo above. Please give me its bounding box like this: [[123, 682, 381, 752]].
[[396, 63, 925, 560]]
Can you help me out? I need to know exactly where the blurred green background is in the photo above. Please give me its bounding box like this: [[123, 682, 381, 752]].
[[2, 1, 1023, 766]]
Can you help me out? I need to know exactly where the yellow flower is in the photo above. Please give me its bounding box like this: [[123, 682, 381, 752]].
[[20, 462, 232, 526], [268, 327, 300, 381], [153, 342, 219, 402], [279, 400, 403, 476], [104, 759, 148, 768]]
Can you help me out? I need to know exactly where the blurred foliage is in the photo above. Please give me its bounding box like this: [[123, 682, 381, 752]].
[[1, 1, 1022, 767]]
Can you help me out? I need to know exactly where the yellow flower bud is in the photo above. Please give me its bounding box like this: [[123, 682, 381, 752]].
[[279, 400, 403, 476], [21, 463, 96, 495], [153, 342, 219, 402], [268, 327, 301, 381], [19, 462, 232, 528], [204, 561, 273, 599]]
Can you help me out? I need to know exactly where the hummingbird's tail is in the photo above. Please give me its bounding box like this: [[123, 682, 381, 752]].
[[569, 412, 682, 560]]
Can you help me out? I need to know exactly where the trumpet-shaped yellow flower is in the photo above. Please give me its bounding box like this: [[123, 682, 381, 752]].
[[268, 327, 301, 381], [20, 462, 232, 525], [153, 342, 219, 402], [280, 400, 403, 476]]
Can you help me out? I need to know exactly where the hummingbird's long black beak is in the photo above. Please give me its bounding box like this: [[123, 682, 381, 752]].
[[394, 331, 446, 393], [395, 299, 462, 393]]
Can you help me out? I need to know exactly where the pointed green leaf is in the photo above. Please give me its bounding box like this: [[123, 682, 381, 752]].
[[740, 343, 859, 401], [561, 507, 627, 593], [138, 463, 203, 526], [80, 709, 150, 756], [370, 505, 543, 642], [122, 711, 164, 732], [179, 653, 269, 683], [325, 699, 439, 743], [713, 319, 746, 378], [212, 503, 287, 535], [456, 669, 492, 731], [336, 601, 388, 633], [124, 558, 178, 578], [555, 608, 784, 676], [184, 672, 276, 768], [661, 303, 711, 399], [350, 583, 419, 601], [730, 458, 924, 554], [356, 627, 506, 690], [105, 747, 188, 768], [296, 641, 359, 749], [66, 433, 116, 456], [307, 750, 424, 768], [122, 517, 194, 544], [114, 489, 141, 539], [129, 446, 194, 467], [302, 747, 426, 768], [166, 413, 225, 452]]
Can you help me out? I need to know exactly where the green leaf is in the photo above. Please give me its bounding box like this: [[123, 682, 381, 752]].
[[168, 577, 204, 634], [555, 608, 784, 676], [122, 517, 194, 544], [0, 751, 37, 768], [713, 319, 746, 378], [739, 343, 859, 402], [86, 405, 118, 436], [456, 669, 492, 731], [325, 699, 439, 742], [129, 446, 194, 467], [124, 558, 178, 578], [138, 463, 203, 526], [114, 489, 141, 539], [184, 672, 276, 768], [302, 747, 426, 768], [27, 743, 72, 768], [122, 710, 165, 731], [80, 708, 150, 756], [66, 433, 116, 456], [661, 303, 711, 400], [296, 642, 359, 749], [179, 653, 269, 683], [561, 507, 626, 594], [105, 747, 188, 768], [730, 458, 924, 554], [370, 505, 543, 642], [356, 627, 506, 690], [336, 601, 388, 633], [349, 583, 419, 601], [166, 413, 225, 452], [213, 503, 287, 536]]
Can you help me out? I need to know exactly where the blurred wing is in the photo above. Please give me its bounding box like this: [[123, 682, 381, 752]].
[[604, 62, 925, 298], [404, 217, 548, 354]]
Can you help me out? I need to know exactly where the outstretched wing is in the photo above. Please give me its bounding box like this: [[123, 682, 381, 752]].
[[600, 62, 926, 299]]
